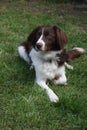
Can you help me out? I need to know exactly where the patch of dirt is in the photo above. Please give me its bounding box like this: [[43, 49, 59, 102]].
[[26, 2, 87, 30], [74, 5, 87, 11], [0, 0, 87, 30]]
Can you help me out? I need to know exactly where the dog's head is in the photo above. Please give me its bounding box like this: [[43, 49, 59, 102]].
[[28, 25, 68, 51]]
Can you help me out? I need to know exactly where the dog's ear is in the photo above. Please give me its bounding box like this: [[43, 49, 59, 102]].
[[27, 26, 41, 45], [53, 26, 68, 50]]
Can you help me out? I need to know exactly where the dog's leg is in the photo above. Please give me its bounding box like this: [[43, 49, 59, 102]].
[[54, 74, 67, 85], [36, 79, 59, 103], [64, 62, 73, 70], [18, 46, 30, 64]]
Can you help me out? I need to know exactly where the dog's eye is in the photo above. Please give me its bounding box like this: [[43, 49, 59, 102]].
[[47, 37, 52, 41], [44, 31, 49, 36], [38, 31, 41, 35], [37, 32, 42, 38]]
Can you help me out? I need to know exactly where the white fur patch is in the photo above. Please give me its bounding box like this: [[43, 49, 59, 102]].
[[73, 47, 85, 53], [64, 62, 73, 70], [18, 46, 30, 64], [36, 29, 45, 51]]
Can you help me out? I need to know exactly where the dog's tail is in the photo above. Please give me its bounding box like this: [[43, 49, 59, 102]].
[[66, 47, 85, 62]]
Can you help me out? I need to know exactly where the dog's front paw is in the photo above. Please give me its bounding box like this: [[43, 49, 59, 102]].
[[47, 89, 59, 103]]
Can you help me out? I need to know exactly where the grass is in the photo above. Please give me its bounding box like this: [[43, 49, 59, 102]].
[[0, 0, 87, 130]]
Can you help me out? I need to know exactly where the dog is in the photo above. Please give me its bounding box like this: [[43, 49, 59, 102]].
[[18, 25, 84, 102]]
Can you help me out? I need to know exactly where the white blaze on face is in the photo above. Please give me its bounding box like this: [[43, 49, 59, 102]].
[[36, 28, 46, 51]]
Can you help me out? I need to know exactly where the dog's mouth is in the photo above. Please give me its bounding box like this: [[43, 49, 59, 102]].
[[35, 46, 40, 51]]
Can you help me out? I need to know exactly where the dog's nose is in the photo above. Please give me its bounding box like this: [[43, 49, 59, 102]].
[[36, 43, 42, 49]]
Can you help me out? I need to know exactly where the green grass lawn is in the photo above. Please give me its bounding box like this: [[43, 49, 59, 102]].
[[0, 0, 87, 130]]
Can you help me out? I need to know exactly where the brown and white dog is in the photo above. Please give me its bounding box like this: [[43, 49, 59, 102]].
[[18, 25, 84, 102]]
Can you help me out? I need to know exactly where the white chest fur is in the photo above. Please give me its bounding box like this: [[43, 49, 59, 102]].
[[30, 49, 65, 80]]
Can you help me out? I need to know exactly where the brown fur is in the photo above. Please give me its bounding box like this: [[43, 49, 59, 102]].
[[58, 49, 84, 66]]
